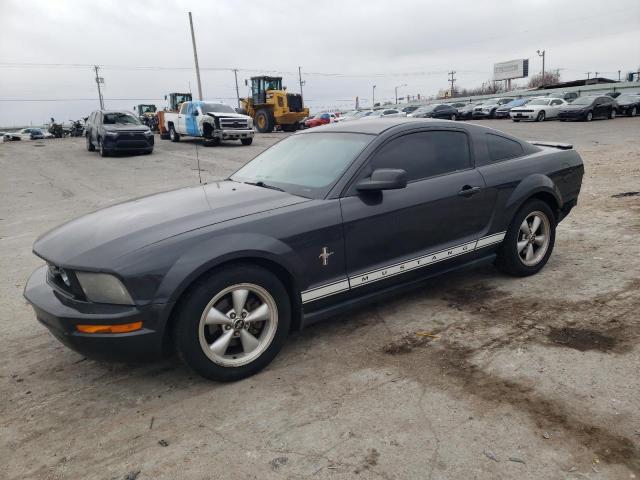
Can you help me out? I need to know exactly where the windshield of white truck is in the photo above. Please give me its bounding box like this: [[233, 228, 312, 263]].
[[202, 103, 236, 114]]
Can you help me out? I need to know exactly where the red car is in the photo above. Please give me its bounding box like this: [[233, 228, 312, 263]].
[[304, 112, 337, 128]]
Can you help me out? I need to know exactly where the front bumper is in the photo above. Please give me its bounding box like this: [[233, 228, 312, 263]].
[[510, 111, 537, 120], [216, 128, 254, 141], [494, 111, 510, 118], [103, 134, 154, 152], [558, 111, 586, 121], [24, 266, 172, 362], [472, 111, 492, 118]]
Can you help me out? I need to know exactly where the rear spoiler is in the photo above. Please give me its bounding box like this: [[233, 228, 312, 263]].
[[529, 140, 573, 150]]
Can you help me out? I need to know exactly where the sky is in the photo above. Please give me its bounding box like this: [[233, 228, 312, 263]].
[[0, 0, 639, 126]]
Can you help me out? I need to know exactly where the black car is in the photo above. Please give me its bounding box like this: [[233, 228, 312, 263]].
[[401, 105, 420, 114], [557, 95, 618, 121], [410, 104, 459, 120], [24, 119, 584, 381], [85, 110, 154, 156], [457, 102, 482, 120], [612, 93, 640, 117]]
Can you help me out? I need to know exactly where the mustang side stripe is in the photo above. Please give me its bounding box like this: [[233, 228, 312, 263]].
[[301, 232, 506, 304]]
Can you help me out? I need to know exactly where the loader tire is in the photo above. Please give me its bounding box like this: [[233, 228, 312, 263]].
[[255, 109, 275, 133]]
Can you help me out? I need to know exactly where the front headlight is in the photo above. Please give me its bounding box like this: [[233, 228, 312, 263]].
[[75, 272, 134, 305], [104, 130, 118, 136], [144, 129, 154, 136], [247, 118, 254, 128]]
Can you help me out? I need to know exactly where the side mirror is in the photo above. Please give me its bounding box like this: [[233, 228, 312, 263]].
[[356, 168, 407, 192], [244, 79, 248, 86], [193, 110, 199, 116]]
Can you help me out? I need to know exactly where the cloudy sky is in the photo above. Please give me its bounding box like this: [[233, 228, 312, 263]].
[[1, 0, 639, 126]]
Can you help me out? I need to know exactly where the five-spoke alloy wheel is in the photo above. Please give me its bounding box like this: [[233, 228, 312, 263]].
[[174, 264, 290, 382], [516, 211, 551, 266]]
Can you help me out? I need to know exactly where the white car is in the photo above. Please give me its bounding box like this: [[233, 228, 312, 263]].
[[370, 108, 407, 118], [510, 97, 568, 122]]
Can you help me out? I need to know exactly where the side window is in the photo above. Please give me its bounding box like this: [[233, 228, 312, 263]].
[[179, 103, 188, 114], [551, 100, 562, 105], [486, 133, 524, 162], [369, 131, 471, 182]]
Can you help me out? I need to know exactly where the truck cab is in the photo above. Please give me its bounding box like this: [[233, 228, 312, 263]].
[[164, 101, 255, 146]]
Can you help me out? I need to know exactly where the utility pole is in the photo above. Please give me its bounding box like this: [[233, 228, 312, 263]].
[[94, 65, 104, 109], [233, 69, 240, 109], [188, 12, 203, 101], [594, 71, 599, 78], [586, 72, 591, 80], [448, 71, 456, 97], [536, 49, 545, 84], [298, 66, 305, 105], [372, 85, 376, 108], [394, 84, 407, 104], [618, 70, 621, 81]]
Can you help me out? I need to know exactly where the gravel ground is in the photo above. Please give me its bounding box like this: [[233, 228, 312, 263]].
[[1, 118, 639, 480]]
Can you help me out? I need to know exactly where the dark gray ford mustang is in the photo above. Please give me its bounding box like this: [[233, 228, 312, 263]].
[[24, 118, 584, 381]]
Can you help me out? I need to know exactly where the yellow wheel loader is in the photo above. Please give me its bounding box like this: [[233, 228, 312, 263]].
[[240, 76, 309, 133]]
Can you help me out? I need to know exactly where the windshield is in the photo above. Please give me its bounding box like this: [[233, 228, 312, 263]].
[[202, 103, 236, 113], [103, 112, 141, 125], [617, 94, 639, 103], [140, 105, 156, 114], [527, 99, 550, 106], [354, 111, 374, 118], [570, 97, 595, 106], [231, 133, 373, 198], [414, 105, 436, 113]]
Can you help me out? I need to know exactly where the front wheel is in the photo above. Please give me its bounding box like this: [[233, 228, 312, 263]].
[[98, 137, 108, 157], [609, 108, 616, 119], [174, 264, 291, 381], [450, 113, 457, 121], [86, 134, 95, 151], [241, 138, 253, 146], [586, 111, 593, 122], [629, 107, 637, 117], [536, 111, 546, 122], [169, 125, 180, 142], [495, 199, 556, 277]]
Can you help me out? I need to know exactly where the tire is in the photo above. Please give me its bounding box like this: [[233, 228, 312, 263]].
[[495, 199, 556, 277], [169, 125, 180, 142], [586, 111, 593, 122], [255, 109, 275, 133], [241, 138, 253, 146], [512, 119, 520, 122], [609, 108, 616, 119], [536, 111, 546, 122], [160, 130, 170, 140], [630, 107, 637, 117], [450, 114, 457, 121], [86, 133, 95, 151], [98, 137, 108, 157], [173, 264, 291, 382]]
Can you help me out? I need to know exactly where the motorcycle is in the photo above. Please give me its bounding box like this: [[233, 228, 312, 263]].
[[48, 118, 64, 138]]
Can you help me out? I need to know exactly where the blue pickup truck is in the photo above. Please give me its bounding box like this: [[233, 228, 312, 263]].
[[163, 101, 255, 145]]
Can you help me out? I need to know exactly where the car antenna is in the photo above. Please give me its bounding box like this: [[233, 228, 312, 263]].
[[195, 141, 202, 184]]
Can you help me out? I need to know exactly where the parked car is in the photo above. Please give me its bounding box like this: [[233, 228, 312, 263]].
[[510, 97, 568, 122], [612, 93, 640, 117], [457, 103, 482, 120], [9, 128, 46, 140], [401, 106, 420, 114], [85, 110, 155, 156], [333, 110, 360, 123], [305, 113, 337, 128], [408, 104, 458, 120], [472, 98, 514, 119], [557, 95, 618, 121], [495, 98, 530, 118], [352, 110, 376, 120], [24, 118, 584, 381], [162, 101, 254, 145], [370, 108, 407, 118]]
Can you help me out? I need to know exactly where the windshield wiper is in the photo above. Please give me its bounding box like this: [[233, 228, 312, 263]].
[[243, 181, 285, 192]]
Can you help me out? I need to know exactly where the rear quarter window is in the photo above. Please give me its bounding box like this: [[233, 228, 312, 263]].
[[486, 133, 524, 162]]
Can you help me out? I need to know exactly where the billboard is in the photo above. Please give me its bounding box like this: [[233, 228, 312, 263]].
[[493, 59, 529, 81]]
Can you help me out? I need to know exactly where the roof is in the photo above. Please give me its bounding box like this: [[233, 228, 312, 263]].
[[299, 118, 461, 135]]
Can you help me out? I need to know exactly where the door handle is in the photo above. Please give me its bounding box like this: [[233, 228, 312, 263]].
[[458, 185, 481, 197]]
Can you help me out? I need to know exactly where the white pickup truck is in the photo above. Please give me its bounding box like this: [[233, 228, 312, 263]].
[[163, 101, 254, 145]]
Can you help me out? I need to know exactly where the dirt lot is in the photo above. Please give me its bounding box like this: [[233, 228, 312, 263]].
[[1, 119, 639, 480]]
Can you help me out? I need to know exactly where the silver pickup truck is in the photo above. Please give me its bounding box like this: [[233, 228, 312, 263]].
[[163, 101, 255, 145]]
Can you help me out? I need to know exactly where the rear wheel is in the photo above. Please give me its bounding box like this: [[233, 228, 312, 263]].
[[609, 108, 616, 119], [586, 111, 593, 122], [86, 134, 95, 151], [496, 199, 556, 277], [174, 264, 291, 381], [512, 119, 520, 122], [630, 107, 637, 117], [536, 111, 546, 122], [450, 113, 457, 121], [241, 138, 253, 146], [255, 109, 275, 133], [169, 125, 180, 142]]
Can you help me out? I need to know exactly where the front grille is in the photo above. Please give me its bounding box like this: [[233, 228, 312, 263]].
[[116, 140, 149, 148], [516, 109, 534, 113], [287, 94, 303, 112], [218, 117, 249, 129]]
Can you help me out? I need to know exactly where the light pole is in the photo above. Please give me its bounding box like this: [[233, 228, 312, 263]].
[[395, 84, 407, 104], [536, 49, 546, 85], [372, 85, 376, 108]]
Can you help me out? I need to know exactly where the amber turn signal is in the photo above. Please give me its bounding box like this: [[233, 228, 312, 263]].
[[76, 321, 143, 334]]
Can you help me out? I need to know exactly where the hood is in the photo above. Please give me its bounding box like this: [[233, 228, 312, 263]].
[[34, 181, 309, 267], [559, 104, 590, 111], [205, 111, 250, 119], [103, 124, 150, 132]]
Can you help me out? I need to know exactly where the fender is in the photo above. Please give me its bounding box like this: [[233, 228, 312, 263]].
[[154, 232, 304, 305], [504, 173, 562, 223]]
